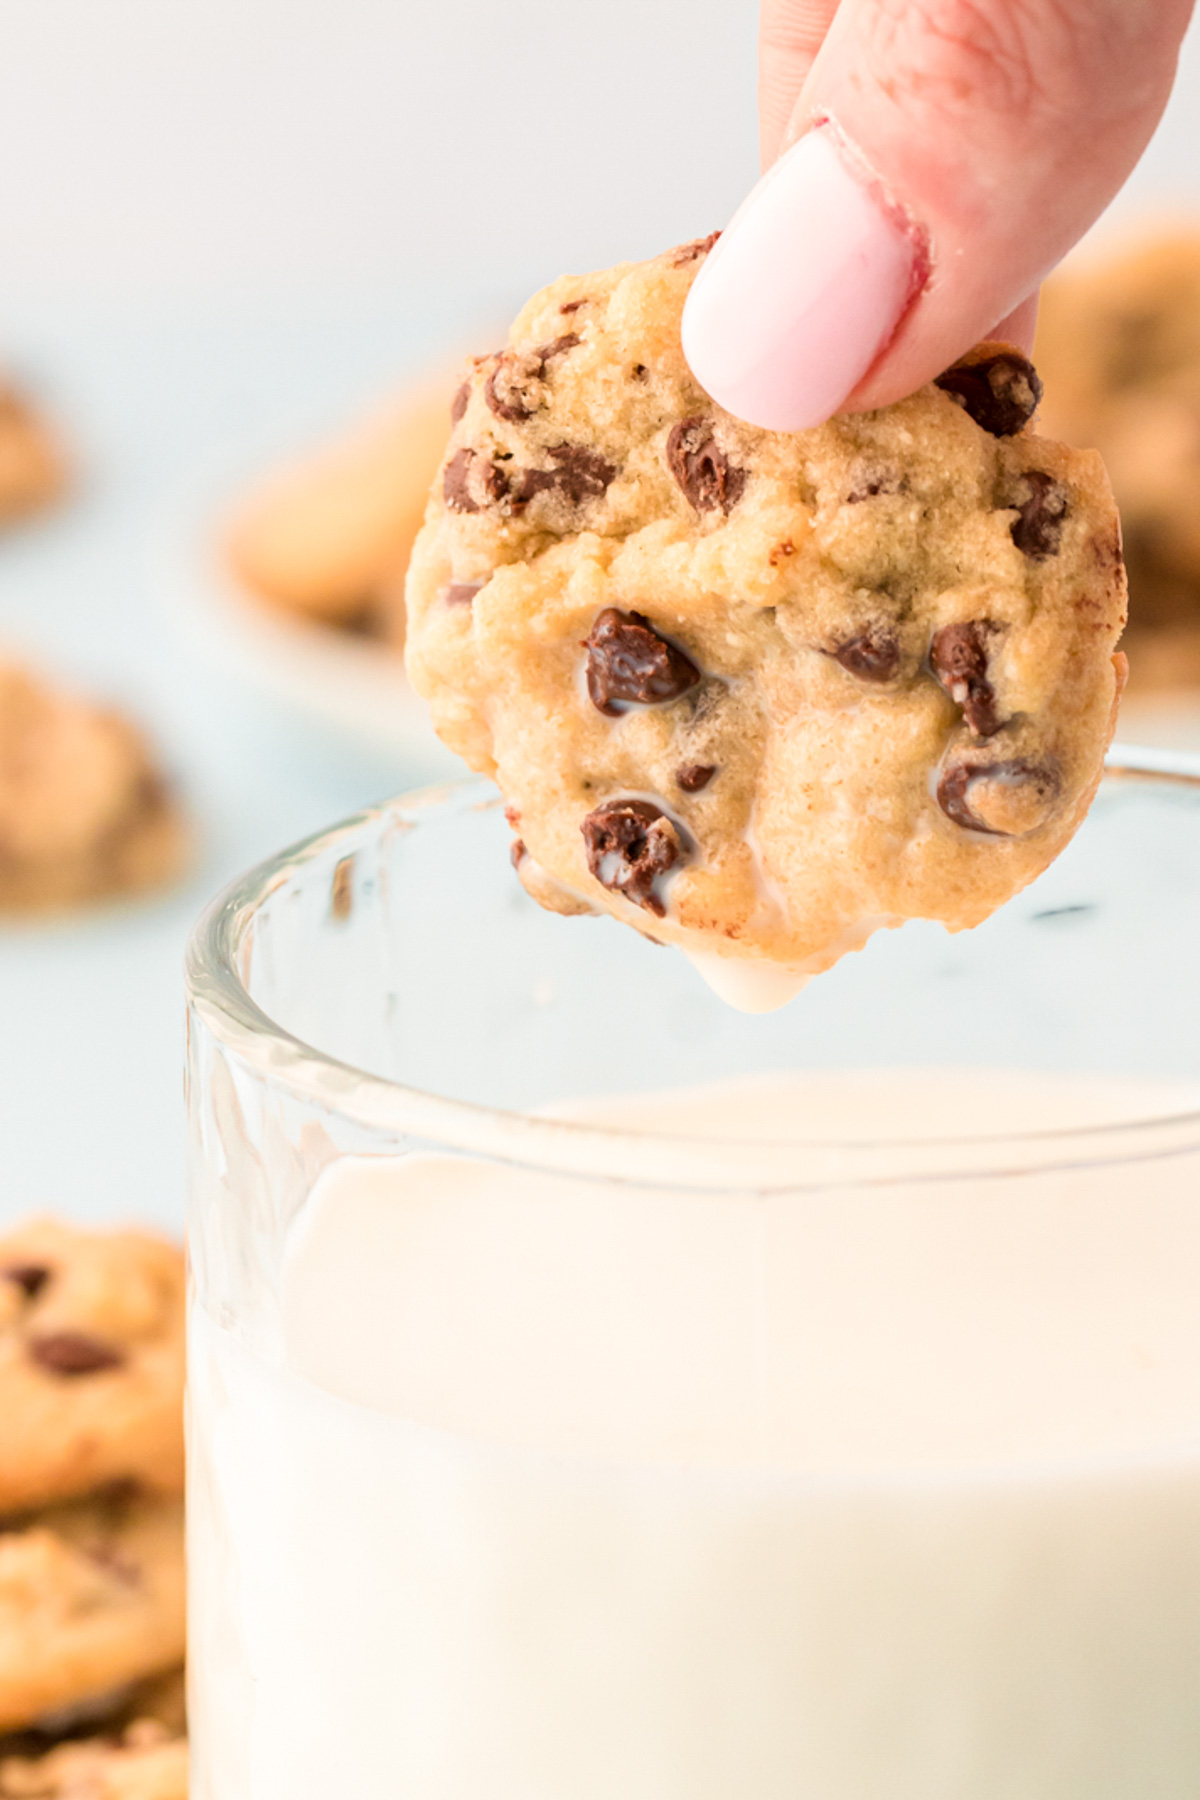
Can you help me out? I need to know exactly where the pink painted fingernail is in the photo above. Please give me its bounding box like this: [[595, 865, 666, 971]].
[[681, 125, 926, 432]]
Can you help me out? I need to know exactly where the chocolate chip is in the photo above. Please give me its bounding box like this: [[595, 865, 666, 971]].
[[86, 1542, 142, 1586], [930, 622, 1001, 736], [834, 629, 901, 683], [666, 419, 747, 514], [584, 608, 700, 716], [935, 352, 1043, 437], [518, 443, 616, 510], [450, 382, 470, 424], [672, 231, 721, 266], [937, 759, 1059, 836], [443, 448, 482, 513], [443, 449, 511, 514], [2, 1263, 50, 1299], [632, 363, 648, 382], [510, 839, 526, 869], [485, 361, 534, 425], [1011, 471, 1069, 560], [485, 336, 582, 424], [29, 1332, 124, 1376], [560, 298, 587, 314], [444, 583, 482, 607], [676, 762, 716, 792], [581, 799, 687, 916]]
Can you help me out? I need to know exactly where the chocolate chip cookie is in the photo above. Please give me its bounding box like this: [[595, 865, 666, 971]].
[[0, 1719, 187, 1800], [0, 1488, 185, 1734], [0, 1223, 184, 1514], [0, 661, 185, 914], [1037, 232, 1200, 658], [227, 374, 457, 642], [405, 242, 1127, 977]]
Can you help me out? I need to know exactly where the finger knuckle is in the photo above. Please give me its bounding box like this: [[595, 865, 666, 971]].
[[861, 0, 1107, 125]]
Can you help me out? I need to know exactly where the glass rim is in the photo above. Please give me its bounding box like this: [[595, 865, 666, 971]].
[[184, 744, 1200, 1193]]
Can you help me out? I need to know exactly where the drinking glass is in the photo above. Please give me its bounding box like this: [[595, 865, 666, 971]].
[[185, 746, 1200, 1800]]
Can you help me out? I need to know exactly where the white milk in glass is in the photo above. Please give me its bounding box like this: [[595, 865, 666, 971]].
[[187, 1070, 1200, 1800]]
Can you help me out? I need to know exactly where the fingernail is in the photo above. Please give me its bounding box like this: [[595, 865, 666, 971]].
[[682, 125, 925, 432]]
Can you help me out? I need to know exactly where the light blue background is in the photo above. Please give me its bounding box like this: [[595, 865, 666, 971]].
[[0, 2, 1197, 1229]]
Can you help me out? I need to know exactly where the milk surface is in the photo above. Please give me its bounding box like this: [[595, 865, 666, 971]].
[[188, 1070, 1200, 1799]]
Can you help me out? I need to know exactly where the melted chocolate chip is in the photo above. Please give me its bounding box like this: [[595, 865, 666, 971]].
[[559, 299, 587, 314], [666, 419, 747, 514], [935, 352, 1043, 437], [30, 1331, 124, 1376], [937, 759, 1058, 835], [581, 799, 687, 916], [676, 762, 716, 792], [2, 1263, 50, 1298], [584, 608, 700, 715], [444, 583, 482, 607], [930, 622, 1001, 737], [672, 231, 721, 266], [448, 441, 615, 518], [1011, 471, 1069, 560], [484, 335, 582, 423], [834, 629, 901, 683], [450, 382, 470, 424], [519, 443, 616, 509]]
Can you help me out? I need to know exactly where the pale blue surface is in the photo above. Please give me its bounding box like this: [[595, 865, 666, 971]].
[[0, 297, 482, 1231]]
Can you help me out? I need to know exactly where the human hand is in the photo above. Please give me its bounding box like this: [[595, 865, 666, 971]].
[[683, 0, 1194, 430]]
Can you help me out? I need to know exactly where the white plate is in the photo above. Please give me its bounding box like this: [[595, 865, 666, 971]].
[[167, 500, 451, 762], [1118, 692, 1200, 755]]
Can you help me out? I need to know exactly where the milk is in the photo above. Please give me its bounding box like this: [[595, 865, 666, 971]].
[[188, 1070, 1200, 1799]]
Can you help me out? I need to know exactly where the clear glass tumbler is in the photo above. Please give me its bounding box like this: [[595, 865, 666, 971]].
[[185, 748, 1200, 1800]]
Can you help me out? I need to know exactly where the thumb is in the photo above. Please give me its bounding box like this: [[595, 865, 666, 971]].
[[683, 0, 1193, 431]]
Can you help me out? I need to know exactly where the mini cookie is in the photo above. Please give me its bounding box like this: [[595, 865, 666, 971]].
[[1037, 234, 1200, 646], [0, 1221, 184, 1514], [0, 1488, 185, 1734], [0, 388, 65, 527], [0, 1721, 186, 1800], [0, 662, 185, 914], [406, 242, 1127, 977], [227, 377, 456, 642]]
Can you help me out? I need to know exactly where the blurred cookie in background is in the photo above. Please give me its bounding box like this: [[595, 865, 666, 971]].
[[0, 1716, 187, 1800], [1037, 232, 1200, 688], [0, 1488, 185, 1738], [0, 386, 66, 528], [0, 1223, 186, 1776], [0, 1220, 185, 1514], [0, 660, 186, 914], [225, 373, 459, 650]]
